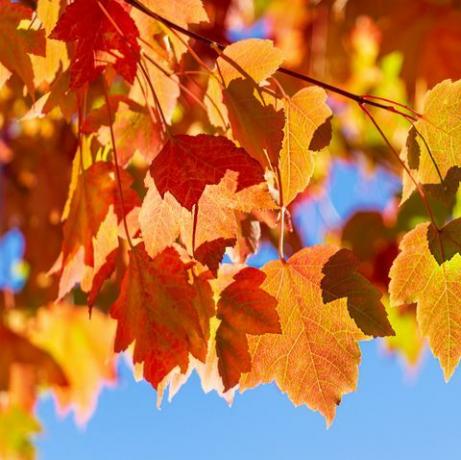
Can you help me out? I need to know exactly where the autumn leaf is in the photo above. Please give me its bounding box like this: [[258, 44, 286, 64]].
[[139, 175, 183, 259], [61, 162, 116, 269], [279, 87, 332, 205], [194, 238, 236, 277], [217, 39, 284, 85], [0, 406, 41, 460], [216, 267, 280, 391], [110, 244, 208, 388], [31, 0, 69, 85], [150, 134, 265, 211], [389, 221, 461, 380], [179, 171, 276, 257], [0, 0, 45, 96], [60, 161, 137, 273], [0, 323, 68, 394], [401, 79, 461, 200], [30, 304, 117, 425], [50, 0, 141, 88], [223, 78, 285, 168], [240, 246, 366, 425]]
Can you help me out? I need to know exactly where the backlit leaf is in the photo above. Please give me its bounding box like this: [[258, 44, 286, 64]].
[[279, 87, 332, 205], [389, 221, 461, 380], [150, 134, 265, 211], [50, 0, 140, 88], [240, 246, 366, 425]]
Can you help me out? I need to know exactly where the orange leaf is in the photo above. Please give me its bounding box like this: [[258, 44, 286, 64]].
[[223, 79, 284, 168], [240, 246, 366, 425]]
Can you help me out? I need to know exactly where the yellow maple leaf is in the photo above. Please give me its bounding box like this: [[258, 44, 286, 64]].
[[389, 221, 461, 380]]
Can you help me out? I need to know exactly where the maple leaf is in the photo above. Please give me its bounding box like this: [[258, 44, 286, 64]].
[[179, 171, 276, 257], [223, 79, 285, 168], [0, 406, 41, 460], [31, 0, 69, 86], [60, 161, 137, 272], [110, 244, 208, 388], [139, 175, 182, 259], [216, 267, 280, 391], [194, 238, 236, 277], [0, 0, 45, 96], [30, 304, 117, 425], [401, 79, 461, 199], [85, 98, 165, 166], [217, 39, 284, 85], [279, 87, 332, 205], [61, 162, 116, 268], [150, 134, 265, 211], [240, 246, 366, 424], [389, 221, 461, 380], [50, 0, 140, 89], [140, 171, 274, 263], [0, 323, 68, 395]]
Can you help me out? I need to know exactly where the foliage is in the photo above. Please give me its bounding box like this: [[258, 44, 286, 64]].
[[1, 0, 461, 456]]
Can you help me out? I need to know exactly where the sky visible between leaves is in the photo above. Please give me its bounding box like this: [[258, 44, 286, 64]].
[[29, 160, 461, 460]]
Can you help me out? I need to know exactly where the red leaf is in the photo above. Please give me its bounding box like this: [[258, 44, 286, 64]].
[[216, 267, 280, 391], [150, 134, 265, 211], [88, 248, 118, 311], [110, 244, 207, 388], [50, 0, 140, 89], [194, 238, 236, 276]]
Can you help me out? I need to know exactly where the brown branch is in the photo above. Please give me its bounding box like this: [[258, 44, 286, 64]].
[[124, 0, 421, 118]]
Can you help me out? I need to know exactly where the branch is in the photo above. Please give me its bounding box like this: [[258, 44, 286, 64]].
[[124, 0, 420, 118]]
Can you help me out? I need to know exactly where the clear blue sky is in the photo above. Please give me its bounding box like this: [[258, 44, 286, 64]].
[[35, 159, 461, 460]]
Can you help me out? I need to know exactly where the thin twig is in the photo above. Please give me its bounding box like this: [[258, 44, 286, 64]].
[[102, 81, 135, 250], [124, 0, 421, 117]]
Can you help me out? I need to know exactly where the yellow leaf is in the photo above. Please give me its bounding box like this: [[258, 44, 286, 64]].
[[401, 79, 461, 201], [279, 87, 332, 205], [0, 406, 41, 460], [217, 39, 284, 85], [389, 221, 461, 380], [31, 304, 117, 425], [31, 0, 68, 85]]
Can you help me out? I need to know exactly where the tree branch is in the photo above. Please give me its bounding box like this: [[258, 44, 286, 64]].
[[124, 0, 420, 118]]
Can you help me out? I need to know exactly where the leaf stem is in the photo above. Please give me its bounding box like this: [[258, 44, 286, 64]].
[[192, 204, 199, 257], [275, 166, 286, 261]]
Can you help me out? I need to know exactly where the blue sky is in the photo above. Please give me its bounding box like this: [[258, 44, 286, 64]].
[[36, 344, 461, 460], [34, 159, 461, 460]]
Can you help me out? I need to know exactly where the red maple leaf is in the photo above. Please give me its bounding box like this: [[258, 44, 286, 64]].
[[50, 0, 140, 89], [110, 244, 208, 388], [150, 134, 265, 211]]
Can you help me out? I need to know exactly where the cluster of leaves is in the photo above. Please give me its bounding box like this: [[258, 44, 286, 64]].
[[1, 0, 461, 456]]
